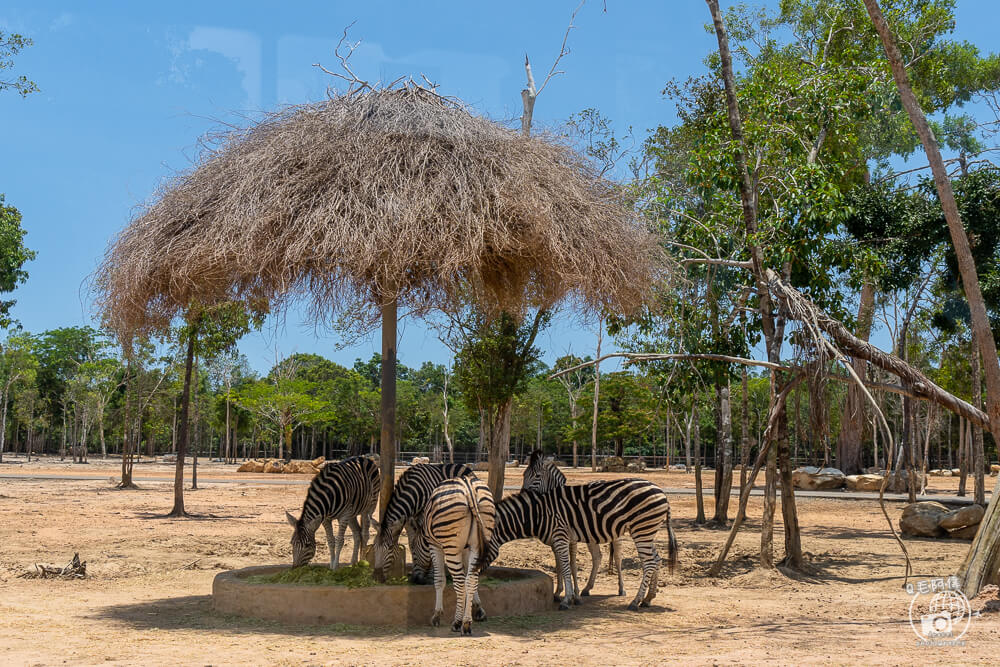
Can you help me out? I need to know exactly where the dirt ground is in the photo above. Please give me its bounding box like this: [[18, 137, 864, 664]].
[[1, 456, 998, 666]]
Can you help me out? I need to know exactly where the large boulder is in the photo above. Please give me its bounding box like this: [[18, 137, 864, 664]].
[[846, 474, 884, 492], [601, 457, 627, 473], [626, 460, 647, 473], [991, 464, 1000, 476], [946, 524, 981, 540], [941, 469, 954, 477], [506, 460, 520, 468], [792, 466, 846, 490], [263, 459, 285, 474], [411, 456, 430, 466], [284, 460, 319, 474], [311, 456, 326, 468], [939, 504, 985, 531], [473, 461, 490, 472], [237, 460, 264, 473], [900, 501, 950, 537]]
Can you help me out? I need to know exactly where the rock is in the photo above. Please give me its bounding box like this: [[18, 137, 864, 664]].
[[668, 463, 687, 471], [864, 466, 883, 475], [411, 456, 430, 466], [951, 468, 961, 475], [946, 524, 980, 540], [991, 464, 1000, 476], [263, 460, 285, 474], [311, 456, 326, 468], [473, 462, 490, 472], [601, 457, 627, 473], [942, 469, 953, 477], [939, 504, 985, 531], [792, 466, 846, 490], [626, 460, 646, 473], [506, 460, 519, 468], [900, 501, 950, 537], [929, 469, 943, 476], [237, 460, 261, 473], [846, 474, 884, 492], [282, 460, 319, 474]]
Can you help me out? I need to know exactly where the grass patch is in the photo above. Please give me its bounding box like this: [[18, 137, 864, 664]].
[[245, 561, 409, 588]]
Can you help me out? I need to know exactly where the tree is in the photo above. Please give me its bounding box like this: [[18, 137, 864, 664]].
[[0, 332, 37, 463], [0, 31, 38, 97], [0, 196, 36, 328]]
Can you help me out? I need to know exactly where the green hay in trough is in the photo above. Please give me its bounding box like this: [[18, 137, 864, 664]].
[[245, 561, 409, 588]]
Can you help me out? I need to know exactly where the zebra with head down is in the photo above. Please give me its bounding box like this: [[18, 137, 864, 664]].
[[521, 450, 624, 596], [371, 462, 477, 584]]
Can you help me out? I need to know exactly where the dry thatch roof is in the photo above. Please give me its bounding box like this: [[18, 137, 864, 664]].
[[96, 85, 662, 340]]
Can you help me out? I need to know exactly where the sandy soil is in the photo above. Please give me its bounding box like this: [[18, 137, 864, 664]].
[[1, 456, 997, 666]]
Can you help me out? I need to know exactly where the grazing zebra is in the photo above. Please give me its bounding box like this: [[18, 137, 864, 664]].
[[521, 451, 624, 597], [285, 455, 380, 569], [486, 478, 677, 610], [423, 476, 496, 634], [372, 462, 476, 584]]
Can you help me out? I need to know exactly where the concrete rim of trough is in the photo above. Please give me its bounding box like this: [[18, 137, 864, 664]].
[[212, 565, 553, 627]]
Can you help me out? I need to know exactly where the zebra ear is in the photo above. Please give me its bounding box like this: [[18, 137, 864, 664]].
[[285, 510, 298, 527], [528, 450, 542, 467]]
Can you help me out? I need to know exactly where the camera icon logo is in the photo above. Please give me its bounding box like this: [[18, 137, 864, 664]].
[[920, 611, 953, 637], [907, 577, 972, 643]]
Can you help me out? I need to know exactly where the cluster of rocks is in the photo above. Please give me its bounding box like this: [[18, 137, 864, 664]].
[[791, 466, 847, 490], [900, 501, 985, 540], [599, 457, 648, 473], [237, 457, 327, 474], [929, 465, 1000, 476]]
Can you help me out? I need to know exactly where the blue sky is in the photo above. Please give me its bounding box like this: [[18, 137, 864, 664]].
[[1, 1, 997, 373]]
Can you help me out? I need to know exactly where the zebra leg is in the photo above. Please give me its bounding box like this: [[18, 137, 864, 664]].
[[642, 552, 661, 606], [321, 518, 338, 570], [552, 539, 575, 610], [472, 586, 486, 622], [582, 542, 601, 596], [551, 546, 564, 602], [613, 539, 625, 596], [462, 545, 480, 635], [429, 545, 446, 627], [567, 542, 581, 604], [333, 519, 348, 570], [449, 552, 467, 632], [628, 541, 656, 610], [347, 515, 362, 564], [359, 510, 372, 553]]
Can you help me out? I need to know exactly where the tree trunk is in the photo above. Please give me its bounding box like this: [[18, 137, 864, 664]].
[[486, 399, 513, 502], [713, 383, 733, 524], [694, 408, 705, 524], [837, 283, 875, 474], [971, 328, 986, 506], [591, 318, 603, 472], [0, 384, 8, 464], [169, 326, 197, 517], [740, 365, 750, 491], [959, 416, 968, 496], [378, 298, 397, 522]]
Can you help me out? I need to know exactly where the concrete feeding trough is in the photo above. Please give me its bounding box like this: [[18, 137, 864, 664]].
[[212, 565, 553, 627]]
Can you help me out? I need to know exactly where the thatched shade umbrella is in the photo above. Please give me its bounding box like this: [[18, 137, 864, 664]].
[[97, 84, 661, 515]]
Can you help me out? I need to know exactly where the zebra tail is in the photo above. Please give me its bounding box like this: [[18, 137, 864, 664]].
[[665, 509, 678, 575]]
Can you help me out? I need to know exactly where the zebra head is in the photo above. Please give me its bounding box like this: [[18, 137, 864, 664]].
[[521, 449, 546, 491], [285, 510, 316, 568], [372, 517, 404, 582]]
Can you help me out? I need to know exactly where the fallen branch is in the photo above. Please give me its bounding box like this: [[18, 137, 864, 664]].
[[23, 553, 86, 579]]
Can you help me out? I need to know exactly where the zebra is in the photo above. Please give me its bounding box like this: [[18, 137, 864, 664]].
[[521, 450, 624, 597], [486, 478, 677, 610], [285, 455, 380, 569], [372, 462, 476, 584], [422, 476, 496, 634]]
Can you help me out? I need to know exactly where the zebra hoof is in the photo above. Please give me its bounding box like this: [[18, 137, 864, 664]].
[[473, 607, 487, 622], [627, 601, 639, 611], [639, 600, 650, 608], [581, 590, 591, 597], [451, 621, 462, 633], [572, 597, 582, 606], [462, 621, 472, 635], [430, 611, 442, 627], [552, 594, 562, 603], [558, 602, 570, 611]]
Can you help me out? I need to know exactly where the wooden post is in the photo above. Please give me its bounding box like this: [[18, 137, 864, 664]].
[[379, 298, 398, 522]]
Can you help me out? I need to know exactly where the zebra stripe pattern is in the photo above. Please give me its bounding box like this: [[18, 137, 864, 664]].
[[285, 455, 380, 569], [521, 450, 624, 597], [372, 462, 476, 582], [423, 476, 496, 634], [487, 478, 677, 610]]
